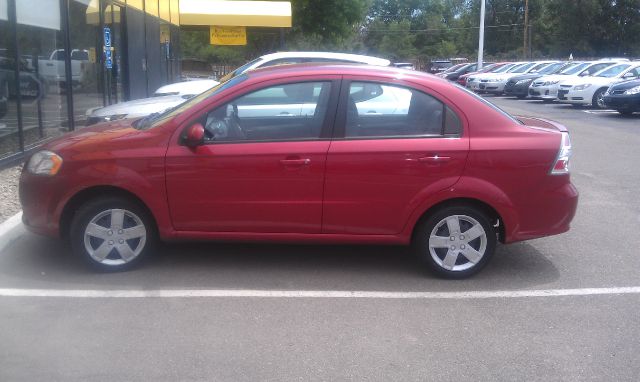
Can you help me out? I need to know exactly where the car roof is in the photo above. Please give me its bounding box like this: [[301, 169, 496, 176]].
[[245, 63, 446, 87], [258, 52, 391, 67]]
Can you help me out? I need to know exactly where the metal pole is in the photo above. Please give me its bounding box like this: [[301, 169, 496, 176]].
[[477, 0, 485, 70], [523, 0, 529, 59]]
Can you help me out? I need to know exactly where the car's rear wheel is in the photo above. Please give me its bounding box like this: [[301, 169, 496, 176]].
[[413, 205, 497, 279], [70, 197, 156, 271], [592, 88, 607, 109]]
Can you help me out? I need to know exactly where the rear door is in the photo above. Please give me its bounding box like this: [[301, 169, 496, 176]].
[[322, 79, 469, 235]]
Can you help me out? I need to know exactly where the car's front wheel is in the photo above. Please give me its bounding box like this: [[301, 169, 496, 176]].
[[413, 205, 497, 279], [592, 88, 607, 109], [70, 197, 156, 271]]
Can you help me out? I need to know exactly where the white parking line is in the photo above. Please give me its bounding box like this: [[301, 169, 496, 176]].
[[0, 287, 639, 299]]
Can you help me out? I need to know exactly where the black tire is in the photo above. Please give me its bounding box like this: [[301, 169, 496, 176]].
[[412, 205, 497, 279], [591, 88, 607, 109], [70, 196, 156, 272]]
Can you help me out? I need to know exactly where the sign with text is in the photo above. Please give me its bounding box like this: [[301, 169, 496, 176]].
[[210, 26, 247, 45]]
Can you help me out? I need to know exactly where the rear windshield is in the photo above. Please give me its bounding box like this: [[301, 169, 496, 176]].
[[454, 83, 522, 125]]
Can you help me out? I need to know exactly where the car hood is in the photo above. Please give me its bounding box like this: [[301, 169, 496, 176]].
[[560, 75, 621, 87], [608, 79, 640, 91], [89, 95, 188, 118], [509, 73, 542, 82], [42, 118, 171, 160]]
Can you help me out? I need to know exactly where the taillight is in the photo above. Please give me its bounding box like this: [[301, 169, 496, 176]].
[[550, 132, 572, 175]]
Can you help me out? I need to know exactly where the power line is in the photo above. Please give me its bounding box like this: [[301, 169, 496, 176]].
[[366, 23, 524, 32]]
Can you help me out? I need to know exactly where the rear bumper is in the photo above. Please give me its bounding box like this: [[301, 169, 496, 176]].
[[506, 181, 579, 243]]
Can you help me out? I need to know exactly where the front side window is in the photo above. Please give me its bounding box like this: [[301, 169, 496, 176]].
[[345, 82, 461, 138], [201, 81, 332, 142]]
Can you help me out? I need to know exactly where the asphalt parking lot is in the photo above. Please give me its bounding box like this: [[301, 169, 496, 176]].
[[1, 97, 639, 381]]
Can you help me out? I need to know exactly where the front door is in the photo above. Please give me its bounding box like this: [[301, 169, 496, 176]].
[[322, 80, 469, 235], [165, 79, 339, 233]]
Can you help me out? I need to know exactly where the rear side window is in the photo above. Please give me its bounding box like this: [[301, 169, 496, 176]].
[[345, 82, 461, 138]]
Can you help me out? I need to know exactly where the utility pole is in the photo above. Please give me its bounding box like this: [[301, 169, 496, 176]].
[[523, 0, 529, 59], [477, 0, 486, 70]]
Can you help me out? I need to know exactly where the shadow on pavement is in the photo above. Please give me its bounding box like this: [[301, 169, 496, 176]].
[[0, 232, 561, 292]]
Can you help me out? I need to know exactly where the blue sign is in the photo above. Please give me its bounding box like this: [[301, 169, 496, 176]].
[[105, 47, 112, 69], [103, 27, 111, 47]]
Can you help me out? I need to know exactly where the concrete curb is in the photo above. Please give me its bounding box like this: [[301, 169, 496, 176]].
[[0, 212, 25, 253]]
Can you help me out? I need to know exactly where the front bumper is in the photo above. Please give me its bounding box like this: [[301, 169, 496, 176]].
[[557, 87, 593, 105], [471, 81, 507, 93], [528, 84, 560, 100], [603, 94, 640, 111], [504, 81, 532, 97], [19, 170, 67, 238]]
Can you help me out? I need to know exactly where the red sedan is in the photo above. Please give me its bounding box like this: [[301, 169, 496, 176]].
[[19, 64, 578, 278]]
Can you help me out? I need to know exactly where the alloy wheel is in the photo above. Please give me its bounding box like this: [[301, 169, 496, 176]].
[[83, 208, 147, 266], [428, 215, 487, 272]]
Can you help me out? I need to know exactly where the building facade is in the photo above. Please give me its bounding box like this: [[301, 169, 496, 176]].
[[0, 0, 181, 167]]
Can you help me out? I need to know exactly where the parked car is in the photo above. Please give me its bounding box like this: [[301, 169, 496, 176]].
[[429, 60, 453, 74], [456, 63, 506, 86], [503, 61, 567, 99], [86, 52, 392, 125], [24, 49, 88, 89], [603, 79, 640, 115], [466, 63, 519, 91], [392, 62, 415, 70], [557, 62, 640, 108], [439, 62, 492, 82], [467, 62, 535, 94], [529, 61, 622, 102], [20, 64, 578, 278], [85, 80, 219, 125], [0, 54, 45, 101], [219, 52, 391, 82]]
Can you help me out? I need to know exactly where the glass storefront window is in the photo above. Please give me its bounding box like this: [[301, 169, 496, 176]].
[[16, 0, 68, 149], [69, 0, 103, 126], [0, 0, 21, 159]]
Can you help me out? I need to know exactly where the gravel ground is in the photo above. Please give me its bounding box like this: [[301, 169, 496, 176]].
[[0, 165, 21, 223]]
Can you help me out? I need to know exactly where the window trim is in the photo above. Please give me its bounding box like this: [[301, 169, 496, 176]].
[[333, 79, 463, 141], [179, 78, 341, 146]]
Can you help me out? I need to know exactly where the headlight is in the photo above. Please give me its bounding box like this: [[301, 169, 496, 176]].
[[26, 150, 63, 176], [104, 114, 128, 121], [543, 80, 559, 86], [624, 86, 640, 95], [574, 84, 592, 91]]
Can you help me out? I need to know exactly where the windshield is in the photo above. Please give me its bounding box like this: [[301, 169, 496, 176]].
[[510, 62, 536, 73], [137, 74, 248, 129], [506, 63, 527, 73], [539, 62, 565, 74], [492, 64, 516, 73], [595, 64, 631, 78], [561, 62, 589, 75], [218, 58, 262, 83]]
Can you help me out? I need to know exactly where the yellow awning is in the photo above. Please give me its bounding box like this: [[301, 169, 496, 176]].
[[179, 0, 291, 27]]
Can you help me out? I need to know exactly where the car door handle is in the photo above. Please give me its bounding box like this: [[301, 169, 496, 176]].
[[418, 155, 451, 163], [280, 158, 311, 166]]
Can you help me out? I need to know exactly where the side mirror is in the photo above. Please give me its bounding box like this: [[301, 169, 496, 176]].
[[579, 71, 590, 77], [184, 123, 205, 147]]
